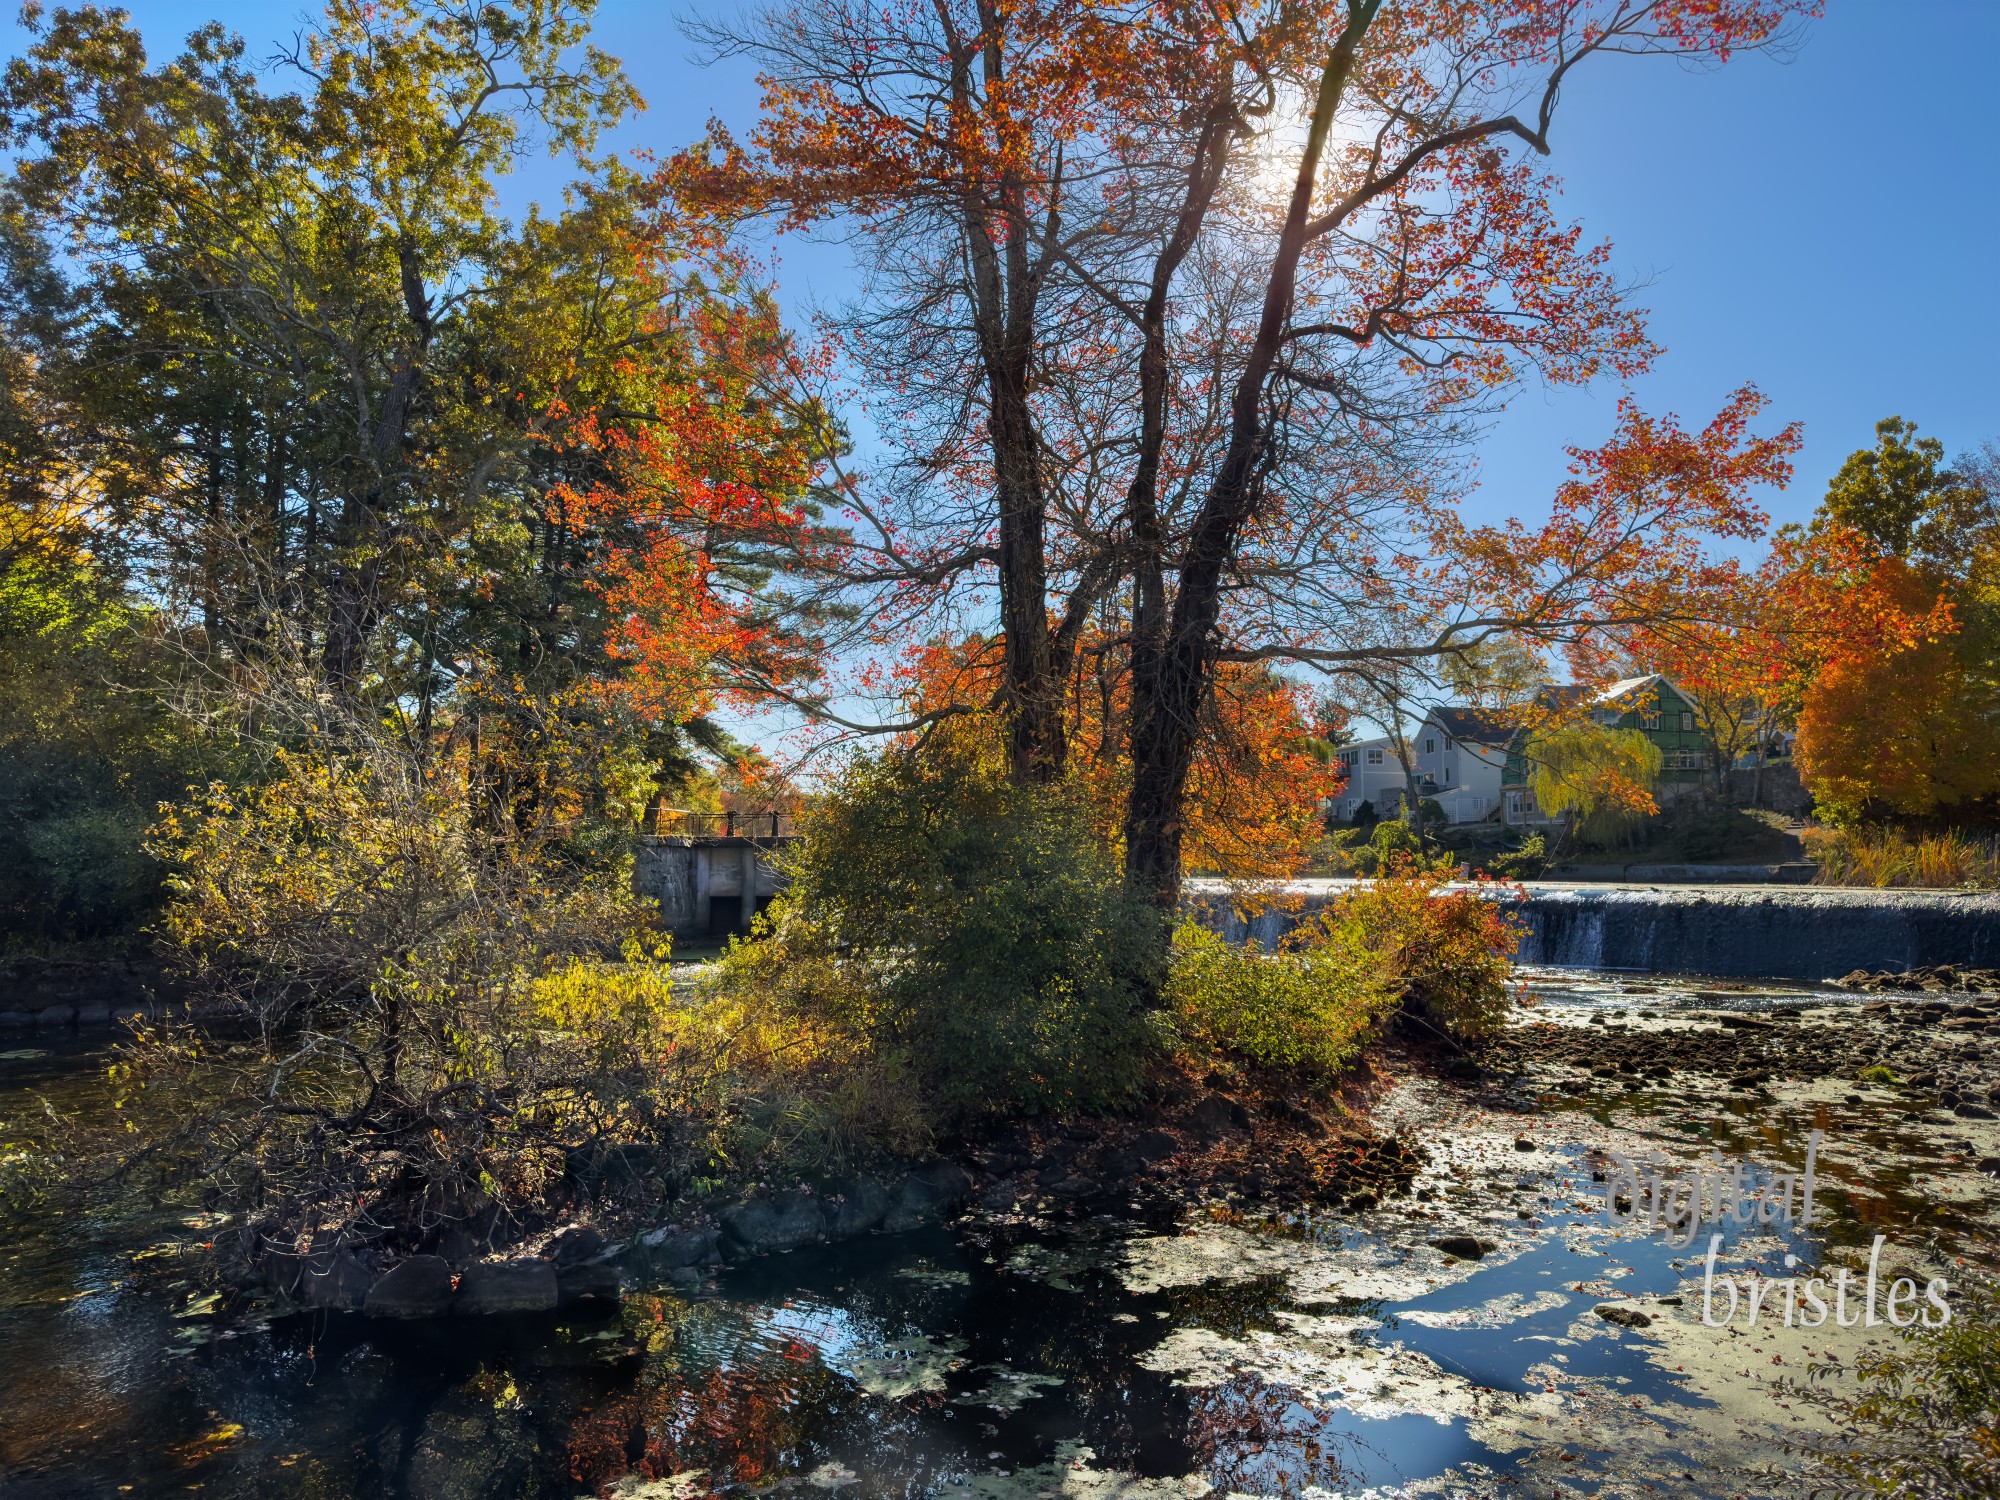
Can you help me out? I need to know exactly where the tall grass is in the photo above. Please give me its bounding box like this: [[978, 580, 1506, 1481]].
[[1804, 827, 2000, 890]]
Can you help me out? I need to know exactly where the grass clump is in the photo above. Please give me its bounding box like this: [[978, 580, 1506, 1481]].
[[1856, 1064, 1898, 1086], [1805, 826, 2000, 889]]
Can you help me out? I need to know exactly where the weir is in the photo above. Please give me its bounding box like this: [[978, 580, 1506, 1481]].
[[1187, 879, 2000, 982]]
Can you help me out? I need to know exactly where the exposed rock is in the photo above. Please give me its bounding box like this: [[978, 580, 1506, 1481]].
[[883, 1162, 974, 1231], [365, 1255, 455, 1319], [1188, 1094, 1251, 1141], [1428, 1235, 1499, 1261], [978, 1177, 1019, 1211], [555, 1261, 622, 1306], [453, 1258, 557, 1315], [719, 1191, 826, 1257], [1596, 1303, 1653, 1328], [299, 1251, 377, 1312], [1836, 964, 2000, 995], [1101, 1128, 1184, 1181], [823, 1177, 890, 1237], [622, 1226, 719, 1279], [261, 1246, 377, 1309], [1045, 1174, 1099, 1199], [546, 1225, 605, 1268]]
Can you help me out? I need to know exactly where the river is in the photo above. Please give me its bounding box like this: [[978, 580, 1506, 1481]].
[[2, 970, 1995, 1499]]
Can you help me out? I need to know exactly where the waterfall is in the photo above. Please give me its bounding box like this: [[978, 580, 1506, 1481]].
[[1187, 880, 2000, 981]]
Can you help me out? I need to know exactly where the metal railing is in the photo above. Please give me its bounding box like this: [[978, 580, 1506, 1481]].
[[650, 807, 795, 839]]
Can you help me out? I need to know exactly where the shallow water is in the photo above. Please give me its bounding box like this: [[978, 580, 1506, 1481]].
[[2, 975, 1994, 1500]]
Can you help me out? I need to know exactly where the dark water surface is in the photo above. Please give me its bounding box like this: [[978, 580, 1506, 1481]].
[[2, 976, 1994, 1500]]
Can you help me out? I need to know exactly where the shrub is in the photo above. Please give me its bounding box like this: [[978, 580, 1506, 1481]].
[[1484, 831, 1549, 879], [1779, 1273, 2000, 1495], [1373, 818, 1424, 859], [129, 705, 669, 1250], [723, 734, 1164, 1121], [1330, 864, 1519, 1040], [1165, 921, 1389, 1073]]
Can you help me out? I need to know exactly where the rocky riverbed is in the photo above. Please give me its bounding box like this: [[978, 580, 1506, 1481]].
[[4, 971, 1996, 1498]]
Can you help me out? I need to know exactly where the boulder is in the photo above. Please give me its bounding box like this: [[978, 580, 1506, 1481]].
[[719, 1192, 826, 1257], [622, 1226, 719, 1279], [453, 1258, 557, 1315], [33, 1004, 75, 1028], [1045, 1173, 1099, 1199], [1596, 1303, 1653, 1329], [556, 1261, 623, 1307], [883, 1162, 973, 1232], [546, 1225, 605, 1268], [300, 1252, 377, 1312], [1188, 1094, 1250, 1141], [1428, 1234, 1499, 1261], [365, 1255, 455, 1319], [822, 1178, 890, 1238]]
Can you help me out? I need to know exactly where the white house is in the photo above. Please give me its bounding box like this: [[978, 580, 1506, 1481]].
[[1411, 707, 1515, 824], [1328, 735, 1409, 822]]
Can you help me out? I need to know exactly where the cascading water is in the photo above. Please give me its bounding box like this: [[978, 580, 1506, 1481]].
[[1190, 880, 2000, 981]]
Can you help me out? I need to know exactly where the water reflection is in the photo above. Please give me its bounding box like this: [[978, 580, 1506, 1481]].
[[3, 974, 1994, 1500]]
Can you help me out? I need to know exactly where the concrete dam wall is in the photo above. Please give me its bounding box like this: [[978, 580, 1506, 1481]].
[[1187, 879, 2000, 982]]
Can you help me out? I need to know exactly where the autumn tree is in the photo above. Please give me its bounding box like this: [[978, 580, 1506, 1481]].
[[663, 0, 1818, 916], [3, 1, 832, 827], [901, 633, 1341, 880], [1528, 721, 1661, 849], [1789, 419, 2000, 825]]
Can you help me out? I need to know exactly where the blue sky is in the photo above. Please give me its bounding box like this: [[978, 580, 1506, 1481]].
[[15, 0, 2000, 525]]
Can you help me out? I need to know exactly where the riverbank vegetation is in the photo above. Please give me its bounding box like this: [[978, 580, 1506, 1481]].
[[1803, 827, 2000, 891], [1783, 1274, 2000, 1497], [2, 0, 1973, 1285]]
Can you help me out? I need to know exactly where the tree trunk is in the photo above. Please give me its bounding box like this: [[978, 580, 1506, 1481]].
[[1126, 110, 1237, 822], [321, 488, 384, 692], [1124, 4, 1380, 912], [992, 359, 1063, 781]]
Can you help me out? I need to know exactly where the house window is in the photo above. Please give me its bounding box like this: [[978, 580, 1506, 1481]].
[[1443, 766, 1451, 784], [1641, 711, 1660, 731], [1680, 711, 1694, 732], [1424, 737, 1437, 754], [1366, 748, 1384, 766]]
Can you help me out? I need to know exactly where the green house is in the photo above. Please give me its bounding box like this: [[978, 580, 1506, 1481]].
[[1496, 673, 1711, 823], [1587, 673, 1712, 786]]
